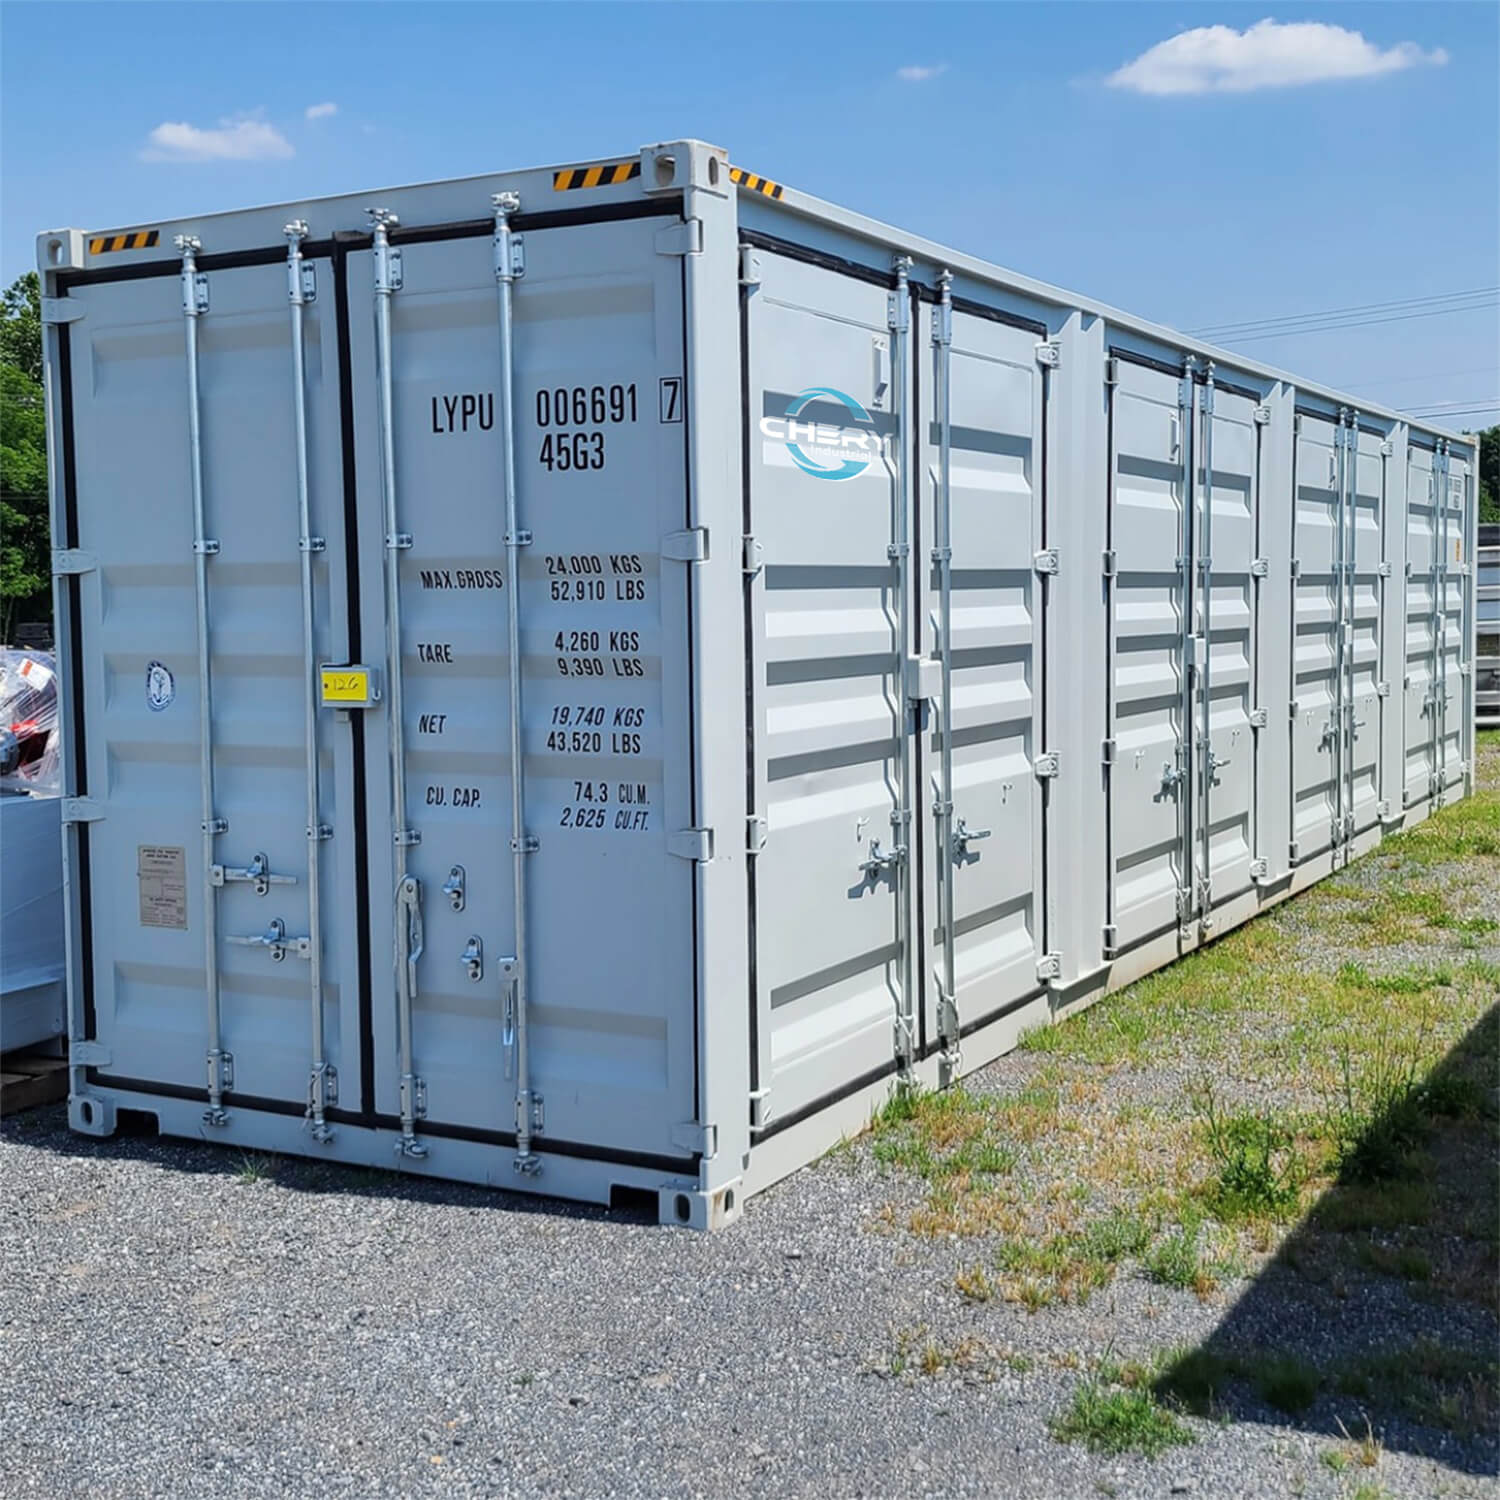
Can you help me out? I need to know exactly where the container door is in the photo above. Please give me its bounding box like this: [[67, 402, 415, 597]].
[[60, 255, 358, 1111], [1290, 413, 1341, 863], [1402, 445, 1439, 809], [1106, 358, 1191, 949], [1346, 429, 1387, 837], [1196, 383, 1257, 918], [347, 213, 697, 1159], [743, 250, 915, 1124], [1437, 450, 1468, 800], [918, 300, 1044, 1047]]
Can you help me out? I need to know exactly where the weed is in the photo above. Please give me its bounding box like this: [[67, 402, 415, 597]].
[[1319, 1449, 1350, 1474], [1356, 1238, 1431, 1282], [1079, 1207, 1153, 1263], [1256, 1356, 1320, 1416], [1143, 1231, 1200, 1291], [1050, 1378, 1195, 1457], [955, 1264, 994, 1303], [234, 1152, 276, 1184], [1324, 1025, 1433, 1183], [1194, 1088, 1303, 1222]]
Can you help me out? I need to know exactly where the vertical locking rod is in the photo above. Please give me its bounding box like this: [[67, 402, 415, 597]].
[[1197, 365, 1215, 916], [369, 207, 426, 1159], [889, 255, 917, 1067], [931, 270, 959, 1059], [177, 235, 228, 1125], [1334, 411, 1351, 849], [493, 192, 540, 1173], [286, 222, 333, 1142]]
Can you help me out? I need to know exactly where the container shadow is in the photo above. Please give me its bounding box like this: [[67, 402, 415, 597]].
[[0, 1101, 661, 1227], [1154, 1005, 1499, 1475]]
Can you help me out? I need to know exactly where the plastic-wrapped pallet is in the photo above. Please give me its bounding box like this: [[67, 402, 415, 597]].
[[1, 648, 65, 1051]]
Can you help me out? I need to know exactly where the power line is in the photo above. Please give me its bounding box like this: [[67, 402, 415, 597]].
[[1206, 298, 1497, 345], [1188, 285, 1499, 338]]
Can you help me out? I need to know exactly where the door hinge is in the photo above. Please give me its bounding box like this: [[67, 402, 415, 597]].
[[661, 527, 709, 562], [1101, 923, 1118, 955], [1036, 952, 1062, 983], [749, 1088, 771, 1131], [655, 219, 703, 257], [70, 1040, 111, 1066], [1250, 557, 1268, 578], [52, 548, 97, 576], [1033, 752, 1060, 779], [1376, 680, 1390, 698], [1249, 857, 1269, 883], [905, 655, 940, 702], [1378, 561, 1392, 577], [1249, 707, 1268, 729], [1104, 356, 1119, 387], [669, 1121, 717, 1157], [1101, 549, 1117, 578], [1379, 439, 1393, 457], [1032, 548, 1059, 576], [1034, 340, 1061, 368], [1253, 404, 1272, 426], [746, 814, 767, 853], [61, 797, 105, 824], [742, 534, 763, 576], [738, 245, 762, 287], [1290, 559, 1302, 581], [1101, 737, 1117, 765], [1376, 799, 1392, 821], [1288, 838, 1300, 863], [668, 827, 714, 862], [41, 296, 86, 325]]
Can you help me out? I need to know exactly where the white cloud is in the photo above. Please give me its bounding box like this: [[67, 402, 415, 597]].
[[141, 114, 294, 163], [305, 101, 338, 121], [896, 64, 947, 83], [1107, 19, 1447, 96]]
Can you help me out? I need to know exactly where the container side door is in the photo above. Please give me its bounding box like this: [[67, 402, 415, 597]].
[[348, 217, 696, 1158], [1402, 445, 1439, 809], [1438, 451, 1469, 798], [1290, 413, 1340, 862], [1199, 386, 1256, 913], [918, 304, 1044, 1041], [61, 262, 357, 1104], [1347, 430, 1386, 835], [744, 251, 912, 1124], [1107, 359, 1188, 949]]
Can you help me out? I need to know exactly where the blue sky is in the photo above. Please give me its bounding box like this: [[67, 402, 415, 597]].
[[3, 1, 1496, 425]]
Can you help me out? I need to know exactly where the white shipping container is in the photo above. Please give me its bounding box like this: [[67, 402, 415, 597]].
[[39, 140, 1480, 1226]]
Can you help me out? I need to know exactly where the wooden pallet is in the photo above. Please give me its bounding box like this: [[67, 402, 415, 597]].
[[0, 1050, 68, 1116]]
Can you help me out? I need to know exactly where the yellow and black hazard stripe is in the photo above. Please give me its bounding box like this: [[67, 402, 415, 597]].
[[88, 229, 160, 255], [729, 167, 784, 200], [553, 160, 642, 192]]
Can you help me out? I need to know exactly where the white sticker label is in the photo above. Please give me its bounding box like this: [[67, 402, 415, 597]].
[[146, 660, 175, 712], [17, 657, 53, 691]]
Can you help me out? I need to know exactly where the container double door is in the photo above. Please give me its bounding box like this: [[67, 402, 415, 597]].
[[64, 213, 700, 1164], [742, 249, 1048, 1127], [1403, 442, 1470, 809], [1105, 357, 1258, 952], [1290, 413, 1387, 864]]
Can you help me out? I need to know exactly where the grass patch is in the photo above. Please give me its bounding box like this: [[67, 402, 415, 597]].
[[234, 1151, 277, 1184], [883, 1326, 990, 1378], [1050, 1377, 1195, 1457], [1195, 1089, 1303, 1222]]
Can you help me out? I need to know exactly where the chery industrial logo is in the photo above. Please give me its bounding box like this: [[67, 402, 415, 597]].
[[760, 387, 882, 482]]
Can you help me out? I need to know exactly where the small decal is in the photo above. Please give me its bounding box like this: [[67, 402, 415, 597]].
[[138, 844, 188, 929], [17, 657, 54, 692], [146, 660, 175, 711]]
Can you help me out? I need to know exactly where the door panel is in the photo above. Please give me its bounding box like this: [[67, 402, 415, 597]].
[[66, 262, 355, 1103], [1347, 432, 1386, 835], [919, 305, 1043, 1042], [350, 218, 696, 1157], [1200, 388, 1256, 911], [1291, 414, 1339, 861], [745, 253, 909, 1122], [1108, 361, 1187, 948], [1403, 447, 1438, 807], [1439, 455, 1467, 793]]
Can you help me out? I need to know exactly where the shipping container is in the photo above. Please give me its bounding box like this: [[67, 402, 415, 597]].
[[1479, 524, 1500, 728], [38, 140, 1480, 1226]]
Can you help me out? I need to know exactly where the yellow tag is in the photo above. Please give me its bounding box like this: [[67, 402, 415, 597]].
[[320, 667, 370, 703]]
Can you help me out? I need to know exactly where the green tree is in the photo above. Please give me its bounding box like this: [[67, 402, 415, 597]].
[[1478, 424, 1499, 524], [1, 272, 50, 639]]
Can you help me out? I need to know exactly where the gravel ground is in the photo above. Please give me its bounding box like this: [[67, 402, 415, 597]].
[[3, 742, 1496, 1499], [2, 1099, 1492, 1499]]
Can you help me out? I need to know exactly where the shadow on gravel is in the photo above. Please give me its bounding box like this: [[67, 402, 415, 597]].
[[1155, 1005, 1500, 1475], [0, 1102, 660, 1227]]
